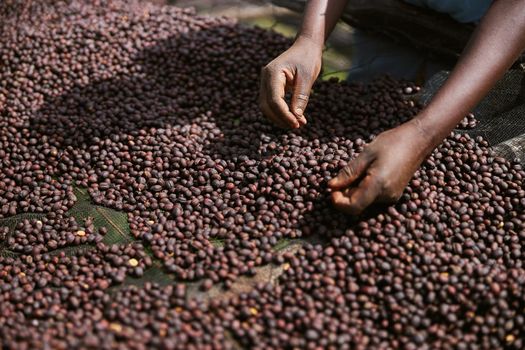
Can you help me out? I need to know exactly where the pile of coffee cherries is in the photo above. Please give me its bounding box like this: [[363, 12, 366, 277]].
[[0, 0, 523, 348]]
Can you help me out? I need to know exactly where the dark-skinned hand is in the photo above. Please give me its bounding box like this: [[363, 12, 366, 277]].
[[259, 36, 322, 129], [328, 119, 435, 215]]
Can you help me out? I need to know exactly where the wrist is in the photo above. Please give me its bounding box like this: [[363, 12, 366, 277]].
[[407, 117, 442, 155], [295, 33, 324, 52]]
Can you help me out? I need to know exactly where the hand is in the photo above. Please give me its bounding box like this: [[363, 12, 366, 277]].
[[259, 36, 322, 129], [328, 120, 437, 215]]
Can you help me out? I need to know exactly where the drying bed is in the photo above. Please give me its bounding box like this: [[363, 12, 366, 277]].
[[0, 1, 524, 349]]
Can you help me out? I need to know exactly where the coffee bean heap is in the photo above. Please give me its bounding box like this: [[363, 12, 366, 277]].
[[221, 131, 525, 349], [0, 242, 151, 294], [0, 273, 211, 349], [0, 0, 524, 349], [0, 0, 423, 286], [101, 283, 231, 349], [227, 241, 525, 349], [0, 172, 76, 216]]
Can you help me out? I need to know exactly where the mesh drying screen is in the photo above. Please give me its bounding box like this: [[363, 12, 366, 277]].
[[419, 69, 525, 165]]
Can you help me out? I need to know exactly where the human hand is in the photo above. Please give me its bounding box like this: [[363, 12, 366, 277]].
[[259, 36, 322, 129], [328, 120, 437, 215]]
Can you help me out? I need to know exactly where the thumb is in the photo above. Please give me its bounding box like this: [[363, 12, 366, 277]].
[[290, 73, 314, 119], [328, 153, 372, 190]]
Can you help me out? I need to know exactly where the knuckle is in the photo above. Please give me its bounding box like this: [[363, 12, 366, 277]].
[[374, 174, 387, 188], [379, 180, 401, 202], [330, 193, 342, 206], [261, 65, 272, 77], [341, 164, 355, 178], [296, 64, 311, 76], [261, 62, 274, 76], [373, 175, 390, 192], [294, 93, 309, 103]]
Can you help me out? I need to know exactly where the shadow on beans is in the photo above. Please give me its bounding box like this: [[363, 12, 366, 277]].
[[29, 22, 408, 253]]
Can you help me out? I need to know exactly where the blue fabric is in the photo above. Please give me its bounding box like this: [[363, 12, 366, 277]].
[[347, 1, 493, 82], [404, 0, 493, 23], [347, 30, 450, 83]]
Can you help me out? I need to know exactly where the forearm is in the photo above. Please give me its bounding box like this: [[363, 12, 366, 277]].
[[297, 0, 349, 46], [416, 0, 525, 148]]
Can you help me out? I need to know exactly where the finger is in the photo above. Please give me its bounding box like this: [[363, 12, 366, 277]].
[[331, 190, 352, 213], [259, 96, 288, 129], [331, 175, 381, 215], [290, 73, 313, 122], [264, 106, 289, 129], [377, 187, 402, 204], [259, 76, 289, 129], [284, 75, 293, 94], [259, 96, 288, 128], [267, 71, 300, 129], [298, 114, 307, 126], [284, 72, 305, 125], [328, 153, 372, 190]]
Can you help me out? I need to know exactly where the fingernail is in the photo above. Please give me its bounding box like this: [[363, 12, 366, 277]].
[[295, 108, 303, 116]]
